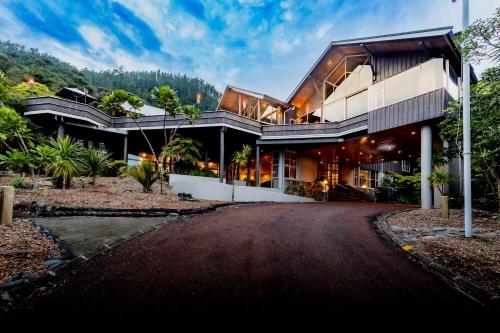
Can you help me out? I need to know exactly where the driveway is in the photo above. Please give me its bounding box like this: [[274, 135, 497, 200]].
[[4, 202, 489, 321]]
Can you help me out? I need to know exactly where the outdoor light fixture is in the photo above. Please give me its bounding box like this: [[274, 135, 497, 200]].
[[359, 152, 363, 155], [360, 137, 368, 144], [370, 140, 375, 144], [398, 150, 402, 154], [411, 131, 416, 135], [341, 146, 345, 150]]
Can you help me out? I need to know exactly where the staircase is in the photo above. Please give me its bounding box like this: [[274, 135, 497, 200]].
[[328, 184, 368, 202]]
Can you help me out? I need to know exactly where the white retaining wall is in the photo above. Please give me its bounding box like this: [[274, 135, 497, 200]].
[[169, 174, 314, 203]]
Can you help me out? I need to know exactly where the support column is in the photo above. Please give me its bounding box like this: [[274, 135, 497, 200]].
[[123, 134, 128, 163], [421, 125, 433, 209], [278, 150, 284, 190], [255, 145, 260, 187], [57, 116, 65, 138], [204, 146, 209, 176], [219, 127, 225, 183]]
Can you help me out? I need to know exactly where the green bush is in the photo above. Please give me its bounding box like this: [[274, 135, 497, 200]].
[[128, 160, 158, 192], [104, 159, 128, 177], [79, 148, 111, 185], [10, 175, 25, 188]]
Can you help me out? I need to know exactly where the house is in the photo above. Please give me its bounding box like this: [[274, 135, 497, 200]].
[[23, 26, 468, 207]]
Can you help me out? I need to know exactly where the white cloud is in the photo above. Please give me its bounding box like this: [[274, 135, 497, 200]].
[[315, 23, 332, 40]]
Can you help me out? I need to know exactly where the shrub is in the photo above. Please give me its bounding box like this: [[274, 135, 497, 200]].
[[104, 160, 128, 177], [128, 160, 158, 192], [10, 176, 25, 188], [45, 136, 83, 189], [80, 148, 111, 185]]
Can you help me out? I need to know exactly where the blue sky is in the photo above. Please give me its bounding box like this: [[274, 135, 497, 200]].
[[0, 0, 497, 99]]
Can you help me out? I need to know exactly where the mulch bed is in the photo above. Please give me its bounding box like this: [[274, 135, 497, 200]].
[[0, 220, 62, 285], [0, 176, 222, 211], [387, 209, 499, 295]]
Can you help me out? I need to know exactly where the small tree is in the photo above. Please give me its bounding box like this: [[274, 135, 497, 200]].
[[454, 7, 500, 63], [230, 144, 252, 201], [128, 160, 158, 192], [0, 108, 37, 187], [45, 136, 84, 189], [232, 144, 252, 181], [152, 85, 201, 192], [80, 148, 112, 185], [429, 171, 455, 196]]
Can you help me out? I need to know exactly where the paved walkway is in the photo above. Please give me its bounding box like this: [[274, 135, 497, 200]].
[[33, 216, 178, 257], [6, 202, 490, 322]]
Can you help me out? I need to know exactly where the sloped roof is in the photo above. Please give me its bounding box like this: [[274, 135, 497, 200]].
[[217, 85, 289, 112], [286, 26, 463, 106]]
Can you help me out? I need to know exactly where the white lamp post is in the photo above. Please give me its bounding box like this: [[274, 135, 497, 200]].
[[454, 0, 472, 237]]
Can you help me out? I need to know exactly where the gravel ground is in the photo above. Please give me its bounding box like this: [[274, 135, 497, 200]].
[[0, 176, 222, 211], [0, 220, 62, 284], [388, 209, 499, 295]]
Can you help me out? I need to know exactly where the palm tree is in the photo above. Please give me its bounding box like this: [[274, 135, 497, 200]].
[[128, 160, 158, 192], [80, 148, 112, 185], [45, 136, 84, 189], [31, 145, 57, 176], [230, 144, 252, 201]]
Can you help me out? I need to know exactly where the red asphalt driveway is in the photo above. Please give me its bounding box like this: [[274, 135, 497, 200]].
[[4, 202, 490, 322]]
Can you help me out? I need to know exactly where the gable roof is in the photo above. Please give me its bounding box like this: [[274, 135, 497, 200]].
[[286, 26, 463, 106]]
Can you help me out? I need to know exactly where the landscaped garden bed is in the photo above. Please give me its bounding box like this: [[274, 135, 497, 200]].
[[1, 176, 222, 213], [0, 219, 62, 285], [387, 209, 499, 296]]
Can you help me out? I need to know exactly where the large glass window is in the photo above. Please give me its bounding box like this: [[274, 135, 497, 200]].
[[284, 151, 297, 179], [272, 151, 279, 188], [354, 168, 377, 188]]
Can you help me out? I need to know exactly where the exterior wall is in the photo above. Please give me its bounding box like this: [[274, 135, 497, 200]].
[[169, 174, 313, 202], [298, 155, 318, 182], [368, 88, 452, 134], [373, 51, 430, 83]]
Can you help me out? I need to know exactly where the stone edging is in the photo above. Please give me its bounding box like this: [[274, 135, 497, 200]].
[[0, 202, 248, 305], [374, 210, 500, 309], [14, 201, 237, 218]]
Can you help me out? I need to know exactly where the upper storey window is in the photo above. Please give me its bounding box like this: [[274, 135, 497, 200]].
[[296, 55, 373, 123]]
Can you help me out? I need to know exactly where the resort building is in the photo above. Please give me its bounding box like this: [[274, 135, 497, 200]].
[[23, 27, 469, 206]]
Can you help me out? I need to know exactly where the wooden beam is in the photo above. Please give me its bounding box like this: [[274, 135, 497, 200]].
[[238, 94, 242, 115], [257, 99, 261, 121]]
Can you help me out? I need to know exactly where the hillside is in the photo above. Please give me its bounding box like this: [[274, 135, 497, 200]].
[[0, 40, 221, 110], [83, 69, 221, 111], [0, 41, 89, 93]]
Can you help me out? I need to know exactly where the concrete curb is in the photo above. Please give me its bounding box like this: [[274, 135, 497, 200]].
[[374, 210, 500, 310], [1, 202, 253, 306]]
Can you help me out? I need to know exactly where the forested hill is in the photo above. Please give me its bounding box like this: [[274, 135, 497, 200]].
[[82, 69, 221, 111], [0, 40, 221, 110], [0, 41, 89, 92]]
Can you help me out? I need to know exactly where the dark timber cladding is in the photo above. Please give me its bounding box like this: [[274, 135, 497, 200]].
[[373, 51, 430, 82], [368, 88, 453, 133]]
